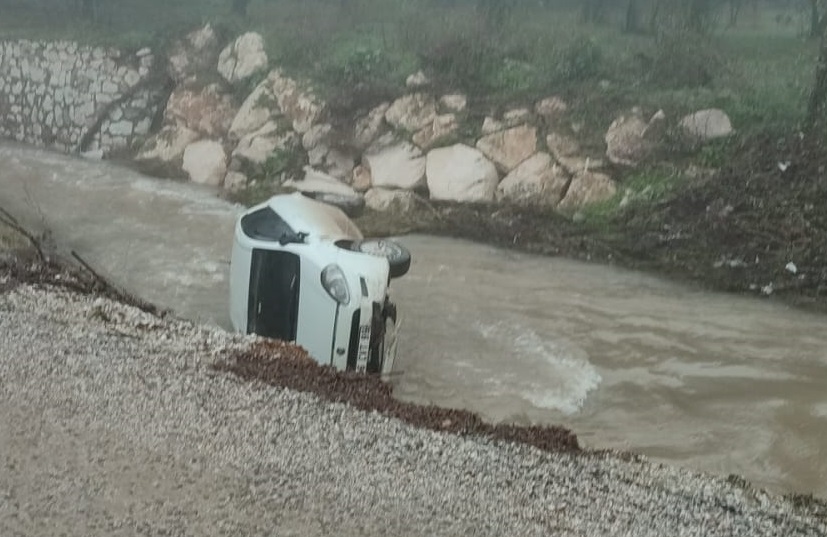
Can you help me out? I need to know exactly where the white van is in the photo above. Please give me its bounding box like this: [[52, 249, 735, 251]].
[[229, 193, 410, 376]]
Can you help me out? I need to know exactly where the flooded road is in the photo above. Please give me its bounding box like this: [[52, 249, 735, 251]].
[[1, 143, 825, 498]]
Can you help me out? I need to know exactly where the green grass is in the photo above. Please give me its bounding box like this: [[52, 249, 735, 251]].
[[577, 167, 685, 228]]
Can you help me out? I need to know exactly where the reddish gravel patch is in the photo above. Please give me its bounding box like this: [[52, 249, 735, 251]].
[[214, 339, 580, 453]]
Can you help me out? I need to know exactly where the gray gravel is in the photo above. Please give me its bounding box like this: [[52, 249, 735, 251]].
[[1, 281, 825, 537]]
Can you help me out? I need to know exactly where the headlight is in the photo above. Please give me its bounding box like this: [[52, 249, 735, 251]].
[[321, 264, 351, 305]]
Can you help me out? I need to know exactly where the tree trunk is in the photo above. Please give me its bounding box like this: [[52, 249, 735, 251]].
[[807, 31, 827, 133], [648, 0, 663, 34]]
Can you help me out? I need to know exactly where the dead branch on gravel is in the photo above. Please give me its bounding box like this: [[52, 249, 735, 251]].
[[0, 205, 47, 262]]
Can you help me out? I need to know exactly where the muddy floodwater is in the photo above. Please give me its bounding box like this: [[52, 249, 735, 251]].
[[1, 143, 825, 498]]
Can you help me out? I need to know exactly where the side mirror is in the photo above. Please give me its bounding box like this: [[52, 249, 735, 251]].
[[279, 231, 308, 246]]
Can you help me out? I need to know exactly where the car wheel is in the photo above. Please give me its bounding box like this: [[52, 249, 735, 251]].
[[349, 239, 411, 278]]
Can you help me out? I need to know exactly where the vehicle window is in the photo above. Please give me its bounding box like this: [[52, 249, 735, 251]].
[[247, 249, 300, 341], [240, 207, 295, 241]]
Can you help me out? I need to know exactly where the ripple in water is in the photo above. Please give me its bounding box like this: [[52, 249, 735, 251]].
[[474, 321, 602, 416]]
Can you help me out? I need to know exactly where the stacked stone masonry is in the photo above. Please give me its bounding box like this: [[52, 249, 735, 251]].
[[0, 40, 162, 153]]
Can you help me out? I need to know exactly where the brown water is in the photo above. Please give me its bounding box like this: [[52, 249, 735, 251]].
[[1, 143, 826, 498]]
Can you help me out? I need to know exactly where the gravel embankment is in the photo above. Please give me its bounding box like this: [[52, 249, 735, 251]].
[[1, 271, 825, 536]]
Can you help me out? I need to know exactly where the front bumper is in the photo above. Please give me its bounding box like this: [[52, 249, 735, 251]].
[[345, 300, 394, 374]]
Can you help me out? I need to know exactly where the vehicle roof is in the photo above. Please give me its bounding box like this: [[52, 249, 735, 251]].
[[266, 192, 363, 240]]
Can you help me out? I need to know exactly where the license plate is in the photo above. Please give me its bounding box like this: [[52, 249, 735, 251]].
[[356, 324, 371, 372]]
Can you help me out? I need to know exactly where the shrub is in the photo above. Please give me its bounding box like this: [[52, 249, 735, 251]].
[[556, 36, 604, 82], [648, 33, 721, 89]]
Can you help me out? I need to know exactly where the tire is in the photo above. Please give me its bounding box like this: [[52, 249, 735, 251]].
[[349, 239, 411, 279]]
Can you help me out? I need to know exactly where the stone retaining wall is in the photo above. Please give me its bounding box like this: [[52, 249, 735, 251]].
[[0, 40, 165, 154]]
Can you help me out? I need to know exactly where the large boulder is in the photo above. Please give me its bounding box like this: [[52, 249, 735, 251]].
[[353, 102, 390, 151], [167, 24, 220, 84], [269, 70, 323, 134], [363, 137, 426, 190], [385, 93, 437, 132], [481, 116, 505, 135], [605, 110, 663, 167], [558, 171, 617, 210], [217, 32, 268, 84], [182, 140, 227, 187], [286, 167, 358, 197], [545, 132, 581, 161], [439, 94, 467, 113], [497, 152, 569, 206], [135, 125, 200, 167], [679, 109, 733, 140], [228, 79, 279, 141], [406, 70, 430, 89], [232, 121, 299, 166], [535, 96, 568, 122], [165, 85, 237, 138], [412, 114, 458, 150], [309, 147, 355, 182], [426, 144, 499, 203], [476, 125, 537, 173], [223, 171, 248, 191], [365, 188, 416, 213], [302, 123, 333, 151]]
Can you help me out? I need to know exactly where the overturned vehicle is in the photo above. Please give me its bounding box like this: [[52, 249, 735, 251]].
[[229, 192, 411, 376]]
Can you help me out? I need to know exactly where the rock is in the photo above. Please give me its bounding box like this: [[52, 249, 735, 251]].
[[217, 32, 268, 84], [481, 116, 505, 135], [426, 144, 499, 203], [228, 79, 278, 141], [440, 94, 467, 113], [302, 123, 333, 151], [503, 108, 532, 126], [497, 152, 569, 205], [285, 167, 358, 197], [363, 139, 426, 190], [406, 70, 430, 88], [353, 102, 390, 151], [167, 24, 220, 84], [135, 125, 200, 165], [556, 155, 605, 176], [476, 125, 537, 172], [365, 188, 416, 212], [232, 121, 299, 165], [81, 149, 104, 161], [558, 171, 617, 210], [351, 164, 372, 192], [268, 70, 323, 134], [182, 140, 227, 186], [535, 96, 568, 121], [286, 168, 365, 216], [314, 148, 355, 182], [605, 112, 654, 167], [545, 132, 581, 160], [165, 85, 237, 138], [385, 93, 436, 132], [223, 171, 248, 191], [412, 114, 458, 150], [679, 108, 733, 140]]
